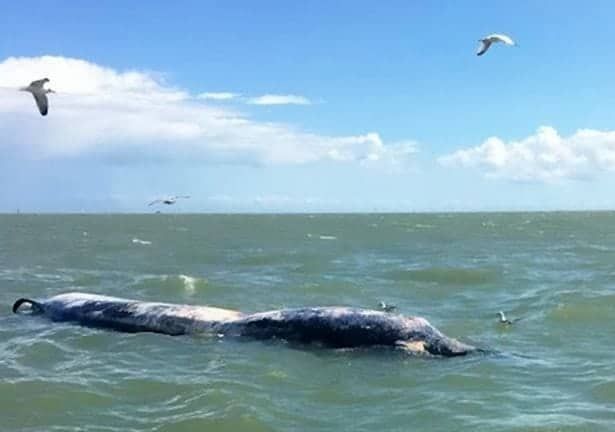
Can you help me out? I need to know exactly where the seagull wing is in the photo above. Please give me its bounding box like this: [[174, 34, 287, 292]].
[[476, 40, 491, 56], [29, 78, 48, 88], [148, 199, 162, 206], [32, 91, 49, 116], [491, 34, 515, 45]]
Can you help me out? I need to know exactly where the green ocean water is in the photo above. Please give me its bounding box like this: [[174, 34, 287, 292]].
[[1, 213, 615, 431]]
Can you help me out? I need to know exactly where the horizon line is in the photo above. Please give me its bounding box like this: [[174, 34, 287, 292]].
[[3, 209, 615, 216]]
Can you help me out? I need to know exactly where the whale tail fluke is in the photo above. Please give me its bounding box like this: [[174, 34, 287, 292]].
[[12, 298, 44, 315]]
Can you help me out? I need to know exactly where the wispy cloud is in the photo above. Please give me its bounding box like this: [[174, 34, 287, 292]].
[[197, 92, 239, 101], [438, 126, 615, 182], [197, 92, 312, 106], [246, 94, 311, 106], [0, 55, 414, 167]]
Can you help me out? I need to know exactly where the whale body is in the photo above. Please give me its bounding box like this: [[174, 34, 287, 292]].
[[13, 292, 477, 357]]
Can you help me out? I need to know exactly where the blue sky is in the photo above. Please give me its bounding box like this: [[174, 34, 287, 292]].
[[2, 0, 615, 212]]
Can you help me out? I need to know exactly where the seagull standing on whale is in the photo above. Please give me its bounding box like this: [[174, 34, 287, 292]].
[[476, 34, 516, 56], [378, 301, 397, 313], [20, 78, 55, 116]]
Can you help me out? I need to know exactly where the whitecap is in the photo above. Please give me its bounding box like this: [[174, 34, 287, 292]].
[[179, 274, 197, 293], [132, 238, 152, 246]]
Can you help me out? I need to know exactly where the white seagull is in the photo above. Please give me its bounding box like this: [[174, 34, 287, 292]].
[[148, 195, 191, 206], [20, 78, 55, 116], [476, 34, 516, 56], [497, 311, 522, 325]]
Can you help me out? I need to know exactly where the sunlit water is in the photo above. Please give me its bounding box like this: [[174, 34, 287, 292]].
[[1, 213, 615, 431]]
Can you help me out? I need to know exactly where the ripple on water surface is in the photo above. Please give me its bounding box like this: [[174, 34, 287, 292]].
[[386, 266, 500, 285]]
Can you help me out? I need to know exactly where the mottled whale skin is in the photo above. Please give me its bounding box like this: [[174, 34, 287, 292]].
[[13, 292, 476, 357]]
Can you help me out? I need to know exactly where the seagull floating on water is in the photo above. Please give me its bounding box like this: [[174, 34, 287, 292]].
[[378, 301, 397, 313], [497, 311, 522, 325], [477, 34, 516, 56], [148, 195, 191, 206], [20, 78, 55, 116]]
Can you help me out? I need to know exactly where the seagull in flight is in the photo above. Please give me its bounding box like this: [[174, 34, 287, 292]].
[[20, 78, 55, 116], [476, 34, 516, 56], [148, 195, 190, 206]]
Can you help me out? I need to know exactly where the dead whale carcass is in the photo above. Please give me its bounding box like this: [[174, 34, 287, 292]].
[[13, 292, 477, 357]]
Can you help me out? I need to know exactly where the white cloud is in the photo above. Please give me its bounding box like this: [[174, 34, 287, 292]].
[[361, 140, 418, 166], [438, 126, 615, 182], [0, 55, 412, 167], [197, 92, 239, 101], [246, 94, 311, 106], [198, 92, 312, 106]]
